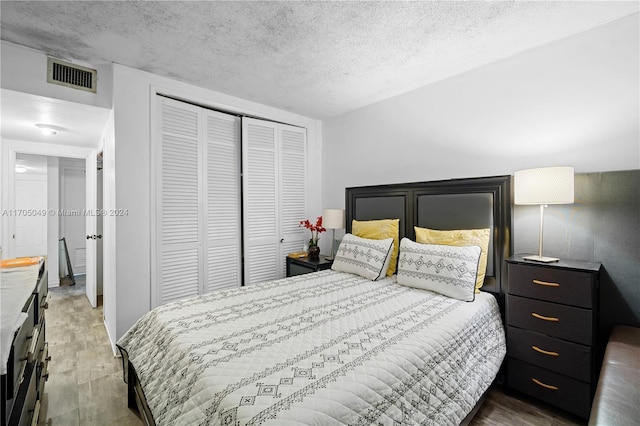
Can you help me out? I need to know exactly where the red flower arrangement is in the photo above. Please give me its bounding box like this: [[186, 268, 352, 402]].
[[299, 216, 326, 247]]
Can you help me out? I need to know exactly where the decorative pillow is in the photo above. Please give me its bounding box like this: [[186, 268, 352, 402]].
[[331, 233, 393, 281], [396, 238, 481, 302], [352, 219, 399, 277], [414, 227, 490, 293]]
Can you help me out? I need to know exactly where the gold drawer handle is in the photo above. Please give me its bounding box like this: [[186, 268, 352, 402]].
[[41, 293, 50, 310], [30, 400, 40, 426], [532, 279, 559, 287], [20, 328, 40, 363], [532, 378, 559, 391], [532, 312, 559, 322], [532, 345, 559, 357]]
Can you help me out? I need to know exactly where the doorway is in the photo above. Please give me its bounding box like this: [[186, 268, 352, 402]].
[[3, 141, 99, 308], [11, 153, 103, 304]]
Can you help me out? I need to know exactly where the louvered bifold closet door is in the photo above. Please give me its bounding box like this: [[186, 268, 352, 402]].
[[156, 98, 203, 305], [278, 125, 307, 277], [205, 111, 242, 291], [242, 118, 279, 284]]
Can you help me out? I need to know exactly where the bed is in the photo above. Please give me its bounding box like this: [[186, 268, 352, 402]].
[[117, 175, 512, 426]]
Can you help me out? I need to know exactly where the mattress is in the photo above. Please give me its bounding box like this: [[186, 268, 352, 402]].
[[117, 270, 506, 425]]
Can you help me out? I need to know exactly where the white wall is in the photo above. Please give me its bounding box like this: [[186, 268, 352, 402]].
[[1, 41, 112, 109], [14, 155, 48, 257], [110, 64, 323, 343], [322, 14, 640, 210], [47, 157, 59, 286], [101, 111, 117, 354]]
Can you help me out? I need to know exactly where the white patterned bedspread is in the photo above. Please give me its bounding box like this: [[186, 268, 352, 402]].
[[117, 270, 506, 426]]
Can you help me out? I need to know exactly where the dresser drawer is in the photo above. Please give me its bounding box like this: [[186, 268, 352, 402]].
[[36, 342, 49, 397], [288, 262, 316, 277], [508, 358, 591, 418], [8, 361, 38, 426], [507, 326, 592, 382], [34, 270, 48, 326], [508, 263, 593, 308], [507, 295, 592, 345], [8, 295, 36, 399]]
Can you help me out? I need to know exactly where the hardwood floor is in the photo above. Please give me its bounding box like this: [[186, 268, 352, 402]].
[[470, 386, 584, 426], [38, 279, 585, 425], [38, 277, 141, 425]]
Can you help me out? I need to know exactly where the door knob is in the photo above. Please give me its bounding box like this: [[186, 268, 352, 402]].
[[86, 235, 103, 240]]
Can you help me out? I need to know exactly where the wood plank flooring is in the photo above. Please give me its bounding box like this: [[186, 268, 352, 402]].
[[38, 278, 141, 425], [38, 279, 585, 425]]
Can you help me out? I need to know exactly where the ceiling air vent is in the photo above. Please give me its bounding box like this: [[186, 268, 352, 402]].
[[47, 57, 97, 93]]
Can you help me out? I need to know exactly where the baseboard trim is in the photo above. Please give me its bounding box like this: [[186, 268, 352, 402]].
[[104, 319, 120, 357]]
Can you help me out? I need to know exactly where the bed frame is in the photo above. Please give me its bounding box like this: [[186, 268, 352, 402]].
[[125, 175, 512, 425], [346, 175, 512, 310]]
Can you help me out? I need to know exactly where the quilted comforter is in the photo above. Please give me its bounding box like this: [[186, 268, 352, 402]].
[[117, 270, 506, 426]]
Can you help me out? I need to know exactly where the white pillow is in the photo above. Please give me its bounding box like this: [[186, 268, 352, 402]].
[[396, 238, 481, 301], [331, 233, 393, 281]]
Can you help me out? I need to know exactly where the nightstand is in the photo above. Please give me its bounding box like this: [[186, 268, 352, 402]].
[[506, 255, 601, 419], [286, 255, 333, 277]]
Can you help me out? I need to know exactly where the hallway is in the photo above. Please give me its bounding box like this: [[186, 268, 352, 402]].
[[38, 278, 141, 425]]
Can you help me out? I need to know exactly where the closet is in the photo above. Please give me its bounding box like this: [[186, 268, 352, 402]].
[[152, 97, 307, 307], [242, 118, 307, 284]]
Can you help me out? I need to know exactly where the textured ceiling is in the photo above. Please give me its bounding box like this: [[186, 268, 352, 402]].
[[1, 1, 638, 119]]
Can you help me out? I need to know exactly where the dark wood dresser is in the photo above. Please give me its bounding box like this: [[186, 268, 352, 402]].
[[506, 255, 601, 419], [1, 262, 50, 426]]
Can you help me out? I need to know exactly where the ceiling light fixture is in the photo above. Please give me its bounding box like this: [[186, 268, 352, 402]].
[[35, 123, 62, 135]]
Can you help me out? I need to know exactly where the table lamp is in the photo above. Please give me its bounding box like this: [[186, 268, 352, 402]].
[[322, 209, 345, 260], [514, 166, 574, 263]]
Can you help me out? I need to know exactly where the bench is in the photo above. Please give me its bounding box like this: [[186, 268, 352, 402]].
[[588, 325, 640, 425]]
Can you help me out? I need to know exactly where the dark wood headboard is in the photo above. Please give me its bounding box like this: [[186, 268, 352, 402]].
[[345, 175, 512, 305]]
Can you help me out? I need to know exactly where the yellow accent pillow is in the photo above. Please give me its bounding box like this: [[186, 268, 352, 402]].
[[352, 219, 400, 277], [414, 227, 490, 293]]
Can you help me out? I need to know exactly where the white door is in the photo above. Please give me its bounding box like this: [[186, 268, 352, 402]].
[[242, 118, 307, 284], [204, 110, 242, 292], [154, 98, 203, 306], [277, 124, 308, 277], [96, 168, 103, 296], [14, 179, 48, 257], [84, 153, 97, 307], [61, 168, 86, 274], [59, 161, 97, 307], [152, 97, 243, 306], [242, 119, 279, 284]]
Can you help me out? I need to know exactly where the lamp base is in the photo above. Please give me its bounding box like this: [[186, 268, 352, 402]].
[[523, 254, 560, 263]]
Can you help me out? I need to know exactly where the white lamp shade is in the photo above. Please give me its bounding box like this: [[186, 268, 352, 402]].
[[322, 209, 345, 229], [514, 166, 574, 205]]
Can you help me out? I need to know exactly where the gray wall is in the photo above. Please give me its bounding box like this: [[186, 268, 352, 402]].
[[322, 14, 639, 213], [514, 170, 640, 341]]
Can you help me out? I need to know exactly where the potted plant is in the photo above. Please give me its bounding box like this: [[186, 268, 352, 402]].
[[299, 216, 326, 259]]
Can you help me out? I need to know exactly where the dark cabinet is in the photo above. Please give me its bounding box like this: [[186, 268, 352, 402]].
[[286, 255, 333, 277], [1, 263, 49, 426], [506, 255, 601, 419]]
